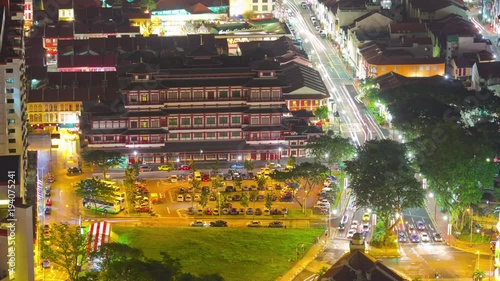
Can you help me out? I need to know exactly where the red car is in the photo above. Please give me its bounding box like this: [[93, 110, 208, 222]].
[[202, 174, 209, 182], [178, 165, 191, 170], [45, 198, 52, 206]]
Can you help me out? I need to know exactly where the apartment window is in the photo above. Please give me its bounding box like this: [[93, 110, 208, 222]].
[[231, 132, 241, 137], [168, 118, 178, 126], [151, 94, 159, 102], [130, 121, 138, 128], [8, 109, 14, 114], [219, 117, 228, 124], [262, 133, 270, 139], [180, 91, 190, 100], [272, 90, 280, 99], [231, 116, 241, 124], [181, 118, 190, 125], [194, 133, 203, 140], [105, 136, 114, 141], [231, 90, 241, 98], [151, 136, 159, 142], [251, 117, 259, 125], [272, 117, 280, 124], [219, 90, 228, 99], [253, 0, 258, 3], [207, 132, 216, 139], [261, 117, 270, 125], [193, 91, 203, 100], [6, 68, 13, 73], [419, 66, 424, 71], [261, 91, 270, 100], [6, 88, 14, 94], [7, 119, 15, 125], [8, 149, 16, 153], [194, 117, 203, 125], [8, 129, 15, 134], [262, 5, 268, 11], [251, 91, 259, 99], [169, 133, 178, 139], [130, 137, 138, 142], [93, 136, 102, 142], [394, 66, 398, 71], [141, 121, 148, 128], [181, 133, 190, 140], [8, 139, 15, 143], [151, 120, 159, 128], [219, 132, 228, 138], [5, 78, 13, 84], [129, 94, 138, 102], [140, 95, 148, 103], [253, 5, 258, 11], [168, 91, 178, 100], [433, 66, 437, 70], [426, 66, 430, 71], [7, 99, 14, 103], [207, 117, 216, 125]]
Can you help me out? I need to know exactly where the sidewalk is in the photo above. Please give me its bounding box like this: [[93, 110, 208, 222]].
[[425, 197, 492, 256]]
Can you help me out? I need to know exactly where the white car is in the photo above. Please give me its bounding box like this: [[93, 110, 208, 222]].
[[176, 195, 184, 202], [362, 223, 370, 232], [190, 220, 207, 227], [347, 229, 356, 238], [184, 194, 192, 202], [341, 215, 349, 224], [194, 194, 201, 202], [350, 220, 359, 229], [421, 232, 430, 242]]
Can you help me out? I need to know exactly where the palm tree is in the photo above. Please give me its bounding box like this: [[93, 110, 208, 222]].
[[472, 269, 485, 281]]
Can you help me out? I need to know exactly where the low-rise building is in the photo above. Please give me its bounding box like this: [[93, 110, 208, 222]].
[[471, 61, 500, 93], [406, 0, 467, 21]]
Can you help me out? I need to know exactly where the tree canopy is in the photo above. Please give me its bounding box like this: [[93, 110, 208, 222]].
[[81, 150, 122, 179], [306, 133, 356, 167], [313, 106, 329, 120], [345, 139, 423, 244], [75, 178, 117, 204]]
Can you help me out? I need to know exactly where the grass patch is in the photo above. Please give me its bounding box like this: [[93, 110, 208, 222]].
[[113, 226, 323, 281]]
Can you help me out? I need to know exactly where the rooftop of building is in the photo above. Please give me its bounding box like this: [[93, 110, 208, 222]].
[[408, 0, 467, 12], [375, 71, 462, 91], [359, 43, 444, 66], [155, 0, 229, 11], [319, 250, 410, 281], [476, 61, 500, 80], [429, 14, 479, 44], [389, 22, 428, 34]]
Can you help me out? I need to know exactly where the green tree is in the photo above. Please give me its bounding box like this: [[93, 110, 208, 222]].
[[345, 140, 424, 245], [211, 161, 220, 174], [140, 0, 157, 11], [472, 269, 486, 281], [75, 178, 117, 211], [42, 223, 88, 281], [234, 176, 242, 191], [123, 164, 139, 212], [286, 156, 296, 169], [81, 150, 122, 180], [265, 193, 273, 210], [200, 188, 209, 209], [306, 134, 356, 170], [255, 175, 267, 190], [189, 159, 196, 171], [177, 273, 224, 281], [244, 160, 255, 175], [242, 10, 255, 20], [313, 106, 329, 120], [90, 242, 144, 280], [241, 192, 250, 208], [411, 124, 498, 231], [104, 252, 182, 281], [211, 175, 224, 191]]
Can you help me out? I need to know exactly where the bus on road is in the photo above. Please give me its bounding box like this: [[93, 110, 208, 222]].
[[83, 198, 121, 214]]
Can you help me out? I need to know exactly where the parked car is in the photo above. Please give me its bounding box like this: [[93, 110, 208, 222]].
[[42, 259, 51, 268], [230, 208, 239, 215], [187, 207, 195, 215], [45, 198, 52, 206], [139, 166, 152, 172], [158, 164, 173, 171], [177, 195, 184, 202], [205, 208, 213, 215], [202, 174, 210, 182], [347, 229, 356, 238], [47, 175, 55, 183], [239, 208, 245, 215], [184, 194, 192, 202], [247, 221, 262, 227], [264, 209, 271, 216], [44, 207, 51, 216], [432, 233, 443, 242], [416, 221, 425, 230], [178, 165, 191, 170], [398, 232, 407, 242], [232, 194, 241, 201], [246, 208, 254, 215], [338, 223, 345, 231], [210, 220, 228, 227], [242, 186, 250, 191], [194, 194, 201, 202], [225, 186, 235, 192], [213, 209, 220, 216], [190, 220, 207, 227], [255, 208, 263, 215], [67, 167, 82, 174], [268, 221, 284, 228]]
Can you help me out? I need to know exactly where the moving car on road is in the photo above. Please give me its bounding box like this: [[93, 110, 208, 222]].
[[190, 220, 207, 227], [410, 233, 420, 243], [416, 221, 425, 230], [268, 221, 284, 228], [420, 232, 430, 242], [247, 221, 262, 227], [347, 229, 356, 238], [398, 232, 407, 242], [432, 233, 443, 242], [139, 166, 152, 172], [210, 220, 228, 227], [158, 164, 173, 171], [178, 165, 191, 170], [363, 213, 370, 221], [350, 220, 359, 229]]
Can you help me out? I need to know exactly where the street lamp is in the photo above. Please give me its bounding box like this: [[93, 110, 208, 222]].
[[428, 192, 437, 221], [200, 149, 203, 161]]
